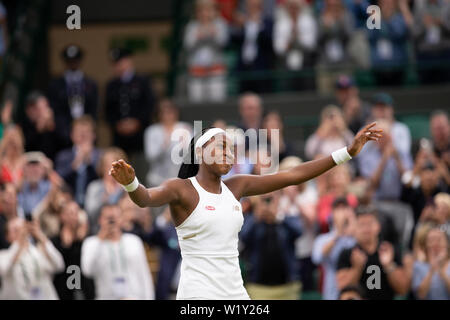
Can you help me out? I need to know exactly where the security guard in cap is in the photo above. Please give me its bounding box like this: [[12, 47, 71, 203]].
[[105, 47, 154, 155], [48, 44, 98, 148]]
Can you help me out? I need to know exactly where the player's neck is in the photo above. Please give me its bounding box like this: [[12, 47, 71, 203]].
[[196, 168, 222, 194]]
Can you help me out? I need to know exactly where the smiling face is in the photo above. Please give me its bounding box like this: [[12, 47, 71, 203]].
[[199, 133, 235, 177], [425, 228, 448, 261]]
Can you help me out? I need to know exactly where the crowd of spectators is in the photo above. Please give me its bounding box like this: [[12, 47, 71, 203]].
[[0, 63, 448, 299], [182, 0, 450, 101], [0, 0, 449, 301]]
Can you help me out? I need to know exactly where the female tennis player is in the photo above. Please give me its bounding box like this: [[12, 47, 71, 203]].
[[109, 122, 382, 300]]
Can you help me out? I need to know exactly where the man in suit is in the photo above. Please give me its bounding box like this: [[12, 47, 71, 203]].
[[105, 47, 154, 155], [55, 116, 100, 207], [21, 92, 63, 160], [48, 45, 98, 149]]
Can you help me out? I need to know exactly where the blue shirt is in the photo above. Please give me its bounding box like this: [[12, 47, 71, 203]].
[[357, 121, 413, 200], [312, 231, 356, 300], [18, 180, 51, 214], [412, 261, 450, 300]]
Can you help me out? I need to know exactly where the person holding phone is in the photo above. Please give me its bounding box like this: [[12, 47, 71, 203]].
[[305, 105, 355, 160], [81, 204, 154, 300], [0, 217, 64, 299]]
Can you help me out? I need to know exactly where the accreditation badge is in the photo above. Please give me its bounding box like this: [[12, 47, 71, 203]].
[[30, 286, 42, 300], [113, 276, 128, 299]]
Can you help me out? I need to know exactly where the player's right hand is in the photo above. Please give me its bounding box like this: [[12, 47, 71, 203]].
[[109, 159, 135, 185]]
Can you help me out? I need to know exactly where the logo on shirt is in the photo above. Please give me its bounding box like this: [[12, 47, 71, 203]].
[[205, 205, 216, 211], [233, 205, 240, 211]]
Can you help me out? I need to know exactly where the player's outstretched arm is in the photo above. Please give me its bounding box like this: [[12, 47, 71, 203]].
[[226, 122, 383, 198], [109, 159, 179, 208]]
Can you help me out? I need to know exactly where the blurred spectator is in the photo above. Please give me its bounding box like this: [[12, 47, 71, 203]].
[[273, 0, 317, 91], [0, 99, 13, 139], [312, 197, 356, 300], [263, 110, 293, 161], [48, 44, 99, 148], [336, 206, 410, 300], [81, 205, 154, 299], [21, 92, 63, 160], [305, 105, 354, 160], [118, 194, 152, 239], [0, 1, 7, 58], [316, 0, 354, 94], [348, 177, 405, 249], [184, 0, 229, 102], [55, 116, 100, 207], [85, 147, 126, 234], [252, 146, 278, 175], [401, 147, 449, 229], [367, 0, 411, 86], [429, 110, 450, 168], [412, 227, 450, 299], [105, 47, 154, 158], [0, 182, 20, 249], [144, 99, 193, 187], [357, 94, 413, 200], [278, 156, 318, 292], [314, 0, 369, 29], [412, 0, 450, 84], [231, 0, 274, 93], [238, 92, 263, 131], [338, 284, 365, 300], [434, 193, 450, 229], [222, 127, 254, 178], [0, 217, 65, 299], [212, 118, 227, 130], [316, 163, 357, 233], [315, 0, 372, 69], [144, 206, 181, 300], [51, 201, 94, 300], [238, 92, 264, 155], [334, 75, 371, 135], [240, 191, 302, 299], [34, 184, 73, 239], [359, 120, 412, 200], [17, 152, 52, 216], [216, 0, 239, 22], [0, 125, 24, 185]]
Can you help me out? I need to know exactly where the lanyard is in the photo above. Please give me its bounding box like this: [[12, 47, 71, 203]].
[[108, 238, 127, 275], [19, 246, 41, 287]]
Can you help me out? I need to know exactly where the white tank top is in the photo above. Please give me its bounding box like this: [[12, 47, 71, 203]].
[[175, 177, 250, 300]]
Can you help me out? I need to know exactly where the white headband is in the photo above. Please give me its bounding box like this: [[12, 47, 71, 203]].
[[195, 128, 226, 150]]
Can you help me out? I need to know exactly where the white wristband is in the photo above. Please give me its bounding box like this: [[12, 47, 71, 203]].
[[122, 177, 139, 192], [331, 147, 352, 165]]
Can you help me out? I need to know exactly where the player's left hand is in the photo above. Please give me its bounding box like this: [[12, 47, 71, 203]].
[[347, 122, 383, 157]]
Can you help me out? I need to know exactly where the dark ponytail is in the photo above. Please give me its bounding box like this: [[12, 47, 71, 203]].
[[177, 127, 212, 179]]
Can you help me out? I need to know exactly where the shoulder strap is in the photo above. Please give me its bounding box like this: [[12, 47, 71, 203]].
[[188, 177, 203, 195]]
